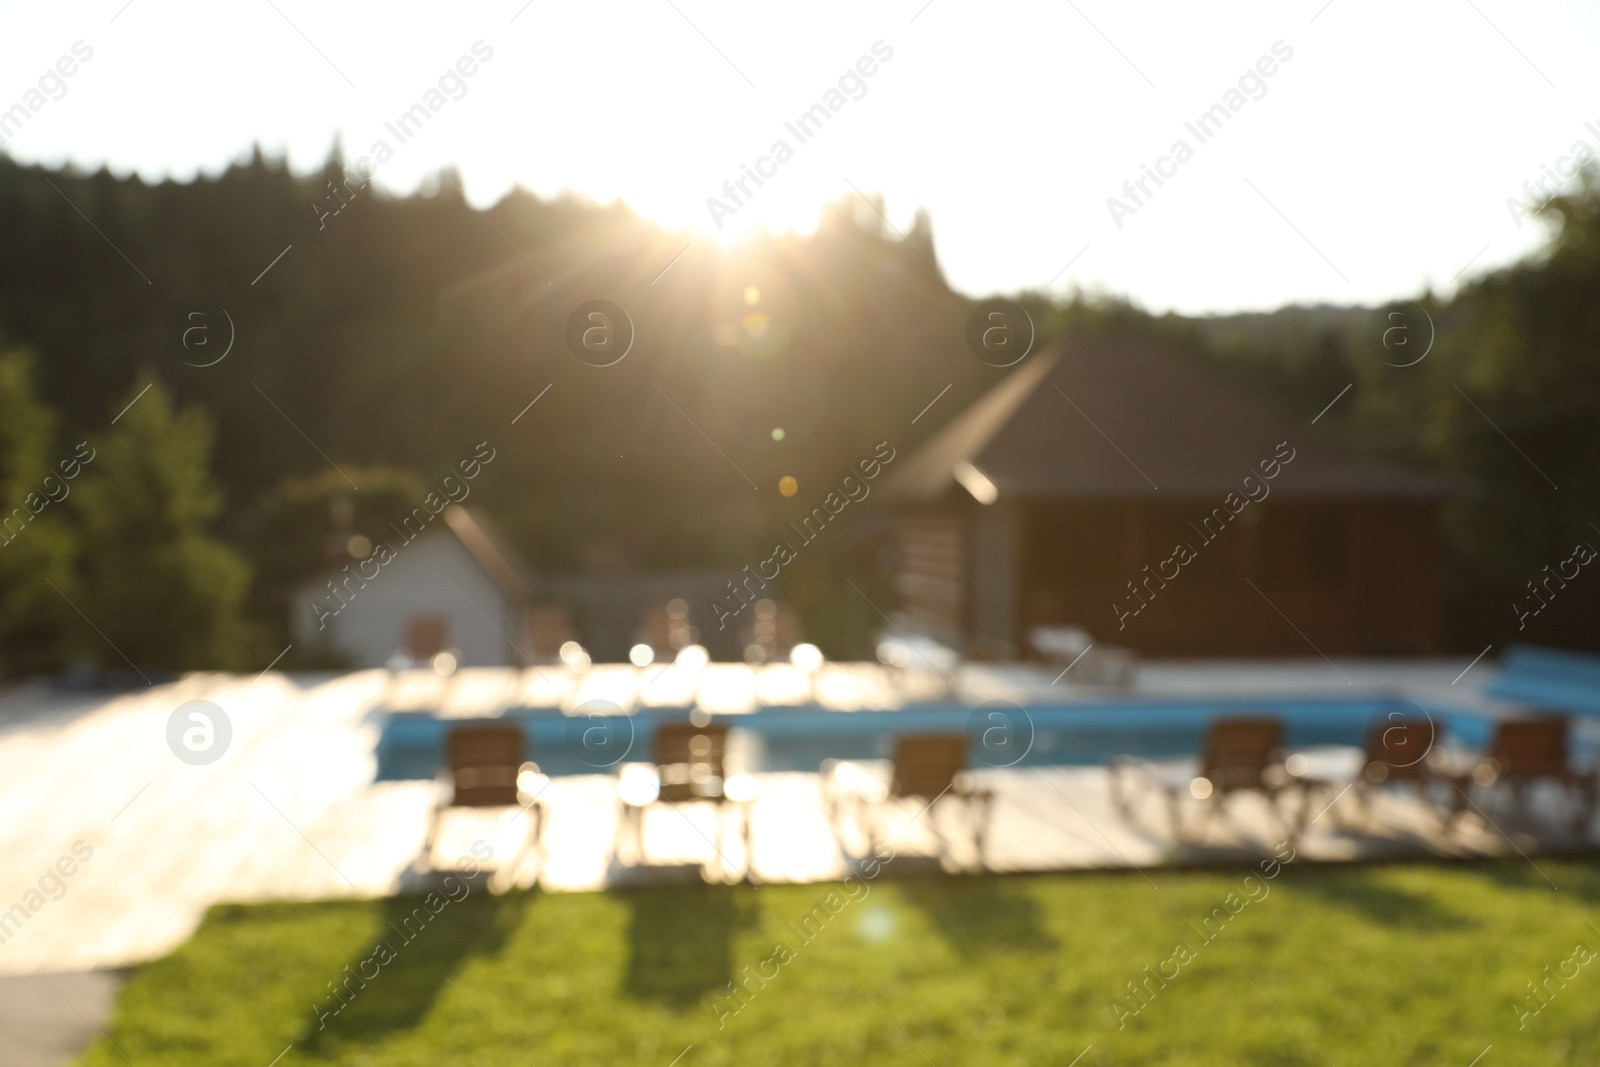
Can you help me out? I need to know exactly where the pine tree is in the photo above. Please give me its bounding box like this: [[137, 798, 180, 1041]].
[[72, 378, 249, 671], [0, 347, 78, 678]]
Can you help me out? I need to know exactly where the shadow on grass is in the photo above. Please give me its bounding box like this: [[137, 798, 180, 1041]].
[[1458, 856, 1600, 903], [1286, 867, 1474, 931], [297, 875, 533, 1053], [896, 875, 1059, 957], [620, 884, 748, 1007]]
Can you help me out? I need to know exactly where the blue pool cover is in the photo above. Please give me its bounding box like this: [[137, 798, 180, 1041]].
[[1488, 644, 1600, 716]]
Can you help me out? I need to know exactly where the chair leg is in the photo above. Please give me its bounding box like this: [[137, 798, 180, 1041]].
[[1570, 779, 1595, 838], [526, 803, 544, 886], [618, 802, 647, 866], [1439, 782, 1455, 827], [1325, 782, 1356, 831], [715, 803, 728, 882], [1202, 792, 1226, 844], [925, 797, 949, 862], [421, 804, 442, 870], [1286, 788, 1307, 845], [1292, 785, 1313, 837], [742, 801, 756, 883], [495, 807, 536, 893], [972, 791, 995, 869], [1108, 763, 1130, 819], [1347, 782, 1372, 829], [614, 801, 628, 865], [1165, 787, 1185, 844]]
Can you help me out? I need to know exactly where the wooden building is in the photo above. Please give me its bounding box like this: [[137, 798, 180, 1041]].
[[880, 339, 1456, 659]]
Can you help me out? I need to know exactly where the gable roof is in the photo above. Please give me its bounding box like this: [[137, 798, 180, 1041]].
[[884, 338, 1460, 503], [442, 506, 536, 603]]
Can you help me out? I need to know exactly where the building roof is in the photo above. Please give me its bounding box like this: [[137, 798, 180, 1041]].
[[884, 338, 1461, 503], [442, 506, 536, 603]]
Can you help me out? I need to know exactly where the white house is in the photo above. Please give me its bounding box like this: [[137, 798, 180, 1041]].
[[291, 506, 535, 668]]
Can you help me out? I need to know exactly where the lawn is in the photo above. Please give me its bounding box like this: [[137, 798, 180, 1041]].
[[77, 858, 1600, 1066]]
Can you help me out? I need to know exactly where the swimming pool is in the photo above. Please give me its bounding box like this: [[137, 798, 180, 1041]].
[[374, 694, 1493, 781]]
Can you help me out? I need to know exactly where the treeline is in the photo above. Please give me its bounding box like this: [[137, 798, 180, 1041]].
[[0, 149, 1596, 674]]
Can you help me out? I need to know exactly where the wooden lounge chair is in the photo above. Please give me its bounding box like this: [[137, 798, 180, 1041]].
[[1110, 716, 1289, 842], [1443, 716, 1596, 833], [861, 733, 994, 865], [616, 721, 755, 880], [1299, 714, 1440, 830], [1361, 716, 1437, 785], [423, 724, 545, 870]]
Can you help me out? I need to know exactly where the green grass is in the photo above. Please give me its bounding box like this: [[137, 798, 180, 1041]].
[[78, 859, 1600, 1065]]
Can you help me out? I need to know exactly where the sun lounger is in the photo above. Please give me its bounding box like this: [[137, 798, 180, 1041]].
[[1110, 716, 1290, 841], [423, 724, 546, 870], [855, 733, 994, 865], [616, 720, 756, 880], [1441, 716, 1596, 833], [1280, 712, 1440, 831]]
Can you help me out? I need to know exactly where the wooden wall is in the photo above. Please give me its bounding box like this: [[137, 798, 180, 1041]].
[[893, 512, 965, 647], [892, 498, 1439, 657], [1017, 499, 1439, 657]]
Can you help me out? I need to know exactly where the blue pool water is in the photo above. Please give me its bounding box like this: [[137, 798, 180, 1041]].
[[374, 695, 1494, 781]]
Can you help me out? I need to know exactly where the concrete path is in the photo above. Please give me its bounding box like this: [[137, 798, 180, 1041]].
[[0, 971, 123, 1067]]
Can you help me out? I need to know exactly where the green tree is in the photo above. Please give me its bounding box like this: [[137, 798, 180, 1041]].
[[1432, 172, 1600, 568], [72, 378, 249, 671], [0, 346, 77, 677]]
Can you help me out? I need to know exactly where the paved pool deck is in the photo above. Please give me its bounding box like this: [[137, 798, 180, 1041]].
[[0, 658, 1590, 978]]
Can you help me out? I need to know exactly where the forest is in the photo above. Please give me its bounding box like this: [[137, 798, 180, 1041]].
[[0, 148, 1596, 675]]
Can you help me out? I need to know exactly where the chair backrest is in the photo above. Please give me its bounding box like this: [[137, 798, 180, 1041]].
[[1489, 717, 1570, 776], [890, 734, 968, 799], [654, 722, 729, 801], [1365, 718, 1435, 779], [1200, 717, 1282, 790], [447, 724, 524, 807]]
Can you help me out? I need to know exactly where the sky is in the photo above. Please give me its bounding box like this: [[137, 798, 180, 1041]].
[[3, 0, 1599, 314]]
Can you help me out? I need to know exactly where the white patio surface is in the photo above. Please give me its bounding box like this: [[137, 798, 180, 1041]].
[[0, 659, 1582, 976]]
